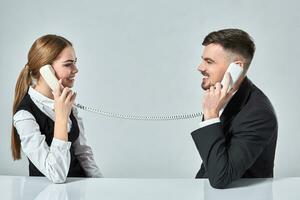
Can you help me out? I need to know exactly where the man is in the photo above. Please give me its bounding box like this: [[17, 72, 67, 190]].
[[191, 29, 278, 189]]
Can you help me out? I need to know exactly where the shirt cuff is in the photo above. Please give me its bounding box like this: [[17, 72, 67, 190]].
[[51, 138, 71, 150], [198, 118, 220, 128]]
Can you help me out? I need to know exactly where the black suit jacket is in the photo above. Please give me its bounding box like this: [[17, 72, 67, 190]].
[[191, 77, 278, 189]]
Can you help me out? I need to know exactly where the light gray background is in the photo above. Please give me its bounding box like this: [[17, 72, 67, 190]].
[[0, 0, 299, 178]]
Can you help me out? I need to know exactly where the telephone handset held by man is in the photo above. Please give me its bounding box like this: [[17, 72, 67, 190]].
[[221, 62, 243, 94]]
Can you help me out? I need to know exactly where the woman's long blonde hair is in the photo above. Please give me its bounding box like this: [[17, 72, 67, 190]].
[[12, 34, 72, 160]]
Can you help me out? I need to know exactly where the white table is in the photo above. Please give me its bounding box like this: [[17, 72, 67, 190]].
[[0, 176, 299, 200]]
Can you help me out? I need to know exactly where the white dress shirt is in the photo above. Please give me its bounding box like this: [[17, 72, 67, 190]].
[[13, 86, 103, 183]]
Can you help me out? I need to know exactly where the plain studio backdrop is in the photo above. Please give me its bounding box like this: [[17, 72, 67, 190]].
[[0, 0, 299, 178]]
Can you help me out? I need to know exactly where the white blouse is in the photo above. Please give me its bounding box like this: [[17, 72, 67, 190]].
[[13, 86, 103, 183]]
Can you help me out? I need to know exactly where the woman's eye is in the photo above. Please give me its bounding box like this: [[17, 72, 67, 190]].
[[64, 64, 72, 67]]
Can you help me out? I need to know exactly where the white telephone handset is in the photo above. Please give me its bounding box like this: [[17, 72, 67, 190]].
[[221, 62, 243, 93], [39, 64, 60, 91]]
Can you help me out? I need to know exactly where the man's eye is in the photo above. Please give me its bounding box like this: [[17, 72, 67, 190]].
[[64, 64, 72, 67]]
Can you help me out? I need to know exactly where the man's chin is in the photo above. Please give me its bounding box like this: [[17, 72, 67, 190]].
[[201, 82, 210, 90]]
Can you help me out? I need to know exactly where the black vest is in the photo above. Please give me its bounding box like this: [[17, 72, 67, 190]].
[[16, 93, 86, 177]]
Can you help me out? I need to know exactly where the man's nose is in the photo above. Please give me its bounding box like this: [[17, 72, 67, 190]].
[[197, 62, 205, 72]]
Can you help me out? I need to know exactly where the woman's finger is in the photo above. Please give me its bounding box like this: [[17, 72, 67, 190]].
[[70, 92, 77, 104], [53, 79, 63, 97], [65, 90, 74, 103], [60, 87, 71, 100]]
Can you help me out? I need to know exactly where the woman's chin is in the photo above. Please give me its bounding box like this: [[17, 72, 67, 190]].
[[63, 80, 75, 88]]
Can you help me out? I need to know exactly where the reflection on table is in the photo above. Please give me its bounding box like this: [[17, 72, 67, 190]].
[[0, 176, 299, 200]]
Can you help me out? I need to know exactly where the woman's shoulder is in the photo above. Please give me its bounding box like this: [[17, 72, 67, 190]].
[[16, 93, 33, 113], [14, 93, 38, 123], [13, 109, 36, 122]]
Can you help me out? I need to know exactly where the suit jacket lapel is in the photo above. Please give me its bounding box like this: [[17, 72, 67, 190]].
[[220, 77, 253, 135]]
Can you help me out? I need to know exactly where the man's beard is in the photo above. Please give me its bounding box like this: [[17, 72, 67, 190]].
[[201, 78, 212, 90]]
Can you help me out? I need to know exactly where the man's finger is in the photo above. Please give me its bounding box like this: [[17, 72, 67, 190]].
[[221, 72, 232, 97], [215, 82, 221, 96], [209, 85, 215, 95]]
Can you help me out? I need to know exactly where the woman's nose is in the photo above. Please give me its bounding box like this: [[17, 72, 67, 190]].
[[73, 65, 78, 74]]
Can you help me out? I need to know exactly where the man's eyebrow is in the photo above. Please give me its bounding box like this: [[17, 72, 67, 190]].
[[201, 56, 215, 63]]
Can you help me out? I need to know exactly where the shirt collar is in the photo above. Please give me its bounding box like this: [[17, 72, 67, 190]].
[[28, 86, 55, 110]]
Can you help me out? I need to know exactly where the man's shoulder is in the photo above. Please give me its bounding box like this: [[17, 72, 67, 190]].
[[246, 81, 275, 114], [235, 81, 277, 129]]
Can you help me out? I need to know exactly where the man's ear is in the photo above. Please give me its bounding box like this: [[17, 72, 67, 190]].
[[234, 60, 244, 68], [233, 60, 248, 77]]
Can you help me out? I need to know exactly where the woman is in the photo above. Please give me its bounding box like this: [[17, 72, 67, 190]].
[[11, 34, 102, 183]]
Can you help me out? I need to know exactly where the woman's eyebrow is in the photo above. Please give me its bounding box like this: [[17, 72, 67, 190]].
[[63, 58, 77, 63]]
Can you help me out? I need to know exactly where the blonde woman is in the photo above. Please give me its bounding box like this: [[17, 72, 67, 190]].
[[11, 35, 102, 183]]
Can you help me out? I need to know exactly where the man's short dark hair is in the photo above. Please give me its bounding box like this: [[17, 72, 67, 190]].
[[202, 28, 256, 68]]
